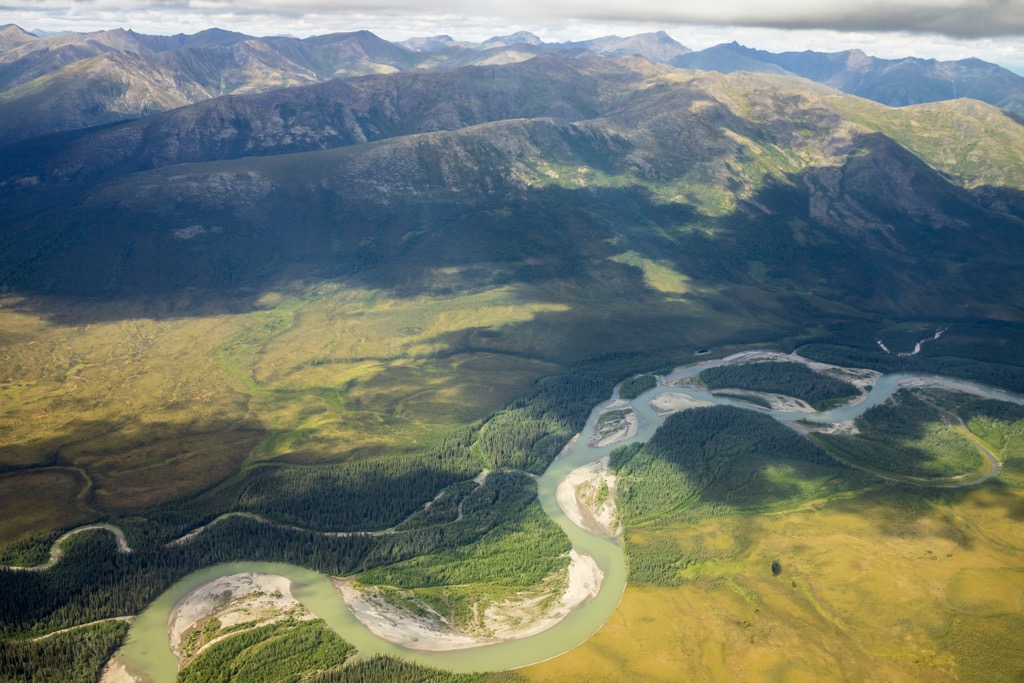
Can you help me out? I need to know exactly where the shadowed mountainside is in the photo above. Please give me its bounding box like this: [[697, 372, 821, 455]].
[[1, 56, 1022, 328]]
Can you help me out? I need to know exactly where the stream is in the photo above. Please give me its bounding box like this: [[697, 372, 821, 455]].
[[110, 352, 1024, 681]]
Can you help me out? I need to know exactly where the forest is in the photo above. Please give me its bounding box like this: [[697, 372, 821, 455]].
[[177, 619, 353, 683], [949, 399, 1024, 487], [308, 657, 520, 683], [0, 349, 686, 680], [0, 619, 127, 683], [358, 471, 570, 628], [795, 320, 1024, 394], [476, 352, 679, 473], [0, 521, 371, 639], [811, 390, 984, 479], [618, 375, 657, 400], [177, 618, 525, 683], [699, 361, 859, 410]]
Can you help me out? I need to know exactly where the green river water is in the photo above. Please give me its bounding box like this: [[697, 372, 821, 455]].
[[119, 353, 1024, 681]]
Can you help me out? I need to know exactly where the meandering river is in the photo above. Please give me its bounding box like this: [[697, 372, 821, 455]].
[[116, 352, 1024, 682]]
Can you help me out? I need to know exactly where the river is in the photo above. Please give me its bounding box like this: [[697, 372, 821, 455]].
[[117, 352, 1024, 682]]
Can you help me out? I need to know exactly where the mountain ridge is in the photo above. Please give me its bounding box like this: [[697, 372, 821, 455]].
[[3, 24, 1022, 143], [672, 41, 1024, 114], [2, 56, 1021, 329]]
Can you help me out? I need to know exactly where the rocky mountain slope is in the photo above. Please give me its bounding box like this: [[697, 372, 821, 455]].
[[2, 55, 1022, 326], [5, 24, 1022, 144]]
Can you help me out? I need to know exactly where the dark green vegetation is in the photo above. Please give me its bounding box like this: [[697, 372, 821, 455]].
[[476, 355, 680, 474], [309, 656, 521, 683], [0, 470, 573, 639], [0, 531, 58, 568], [812, 391, 985, 479], [618, 375, 657, 400], [359, 473, 570, 625], [177, 618, 526, 683], [796, 322, 1024, 394], [610, 406, 871, 585], [0, 523, 369, 639], [361, 472, 567, 579], [0, 619, 127, 683], [178, 619, 353, 683], [699, 361, 859, 410], [595, 397, 1023, 682], [0, 346, 679, 650]]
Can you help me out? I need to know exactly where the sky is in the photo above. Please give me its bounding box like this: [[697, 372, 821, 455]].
[[4, 0, 1024, 73]]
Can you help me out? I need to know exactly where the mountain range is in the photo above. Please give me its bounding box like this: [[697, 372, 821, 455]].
[[2, 52, 1022, 329], [2, 24, 1022, 143]]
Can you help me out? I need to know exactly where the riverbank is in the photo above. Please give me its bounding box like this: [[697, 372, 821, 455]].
[[168, 572, 307, 663], [650, 392, 714, 416], [556, 456, 619, 538], [334, 549, 603, 652], [589, 401, 637, 448]]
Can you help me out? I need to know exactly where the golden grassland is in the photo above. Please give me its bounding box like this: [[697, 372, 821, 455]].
[[521, 485, 1024, 682], [0, 269, 775, 543], [0, 283, 572, 541]]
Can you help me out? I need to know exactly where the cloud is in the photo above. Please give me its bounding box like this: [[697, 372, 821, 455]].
[[4, 0, 1023, 73], [527, 0, 1024, 39], [6, 0, 1024, 38]]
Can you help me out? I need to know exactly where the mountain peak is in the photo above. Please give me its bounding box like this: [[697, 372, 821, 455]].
[[400, 34, 458, 52], [569, 31, 689, 62], [481, 31, 544, 48], [0, 23, 37, 50]]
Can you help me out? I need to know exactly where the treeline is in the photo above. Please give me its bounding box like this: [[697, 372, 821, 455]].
[[0, 531, 59, 568], [0, 473, 561, 639], [956, 399, 1024, 488], [0, 351, 677, 646], [395, 480, 479, 531], [811, 391, 981, 479], [0, 619, 127, 683], [234, 455, 473, 533], [360, 471, 539, 571], [611, 406, 861, 585], [699, 361, 859, 410], [360, 472, 569, 592], [614, 406, 841, 516], [619, 374, 656, 400], [179, 619, 352, 683], [308, 655, 522, 683], [0, 519, 371, 639], [113, 425, 483, 550]]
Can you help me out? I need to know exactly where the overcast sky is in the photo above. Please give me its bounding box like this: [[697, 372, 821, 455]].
[[5, 0, 1024, 73]]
